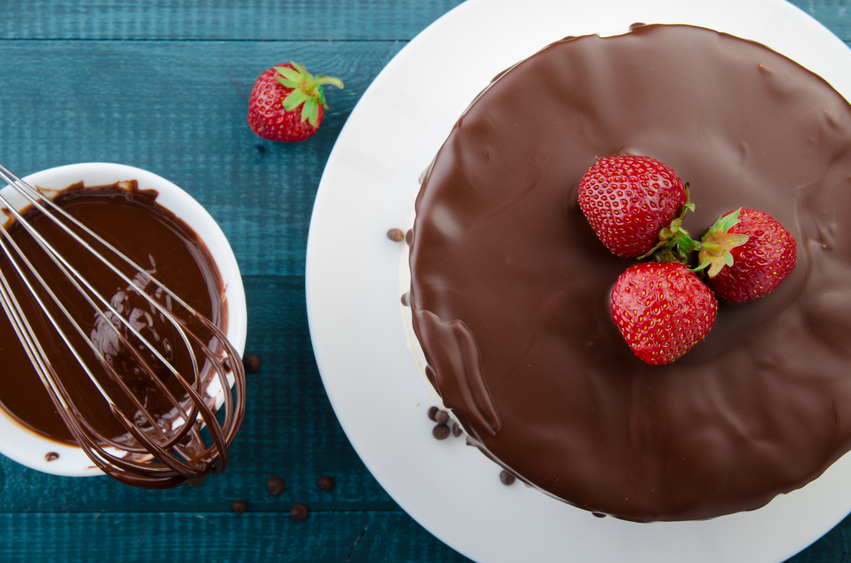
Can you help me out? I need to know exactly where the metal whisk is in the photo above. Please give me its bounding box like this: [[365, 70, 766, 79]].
[[0, 164, 245, 489]]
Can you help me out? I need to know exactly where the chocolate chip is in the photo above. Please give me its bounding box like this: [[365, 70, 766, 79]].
[[592, 512, 607, 518], [243, 354, 262, 373], [387, 228, 405, 242], [44, 452, 59, 462], [231, 500, 248, 513], [434, 410, 449, 425], [432, 424, 451, 440], [427, 406, 439, 421], [188, 475, 206, 487], [499, 470, 516, 486], [317, 475, 335, 491], [267, 475, 285, 496], [290, 503, 309, 521], [452, 422, 462, 437]]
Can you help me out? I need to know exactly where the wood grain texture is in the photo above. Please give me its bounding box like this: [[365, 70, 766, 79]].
[[0, 40, 399, 276], [0, 512, 470, 563], [0, 0, 468, 40], [0, 277, 393, 513], [788, 0, 851, 41], [0, 276, 472, 561], [0, 1, 846, 42]]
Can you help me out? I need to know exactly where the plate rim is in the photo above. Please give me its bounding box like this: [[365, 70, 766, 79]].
[[306, 0, 851, 561]]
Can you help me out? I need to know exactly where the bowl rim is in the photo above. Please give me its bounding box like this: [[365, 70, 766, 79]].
[[0, 162, 247, 477]]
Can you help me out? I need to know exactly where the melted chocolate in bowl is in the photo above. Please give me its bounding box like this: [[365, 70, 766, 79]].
[[408, 24, 851, 521], [0, 181, 226, 446]]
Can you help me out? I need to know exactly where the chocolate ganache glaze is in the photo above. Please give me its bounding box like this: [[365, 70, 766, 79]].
[[408, 24, 851, 521], [0, 181, 226, 446]]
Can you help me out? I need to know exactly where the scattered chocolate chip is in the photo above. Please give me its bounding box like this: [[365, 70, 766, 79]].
[[465, 436, 473, 446], [231, 499, 248, 513], [243, 354, 262, 373], [592, 512, 607, 518], [386, 228, 405, 242], [427, 406, 439, 421], [317, 475, 335, 491], [290, 503, 309, 521], [499, 470, 516, 486], [452, 422, 462, 437], [432, 423, 451, 440], [401, 292, 409, 306], [267, 475, 285, 496], [44, 452, 59, 462], [188, 476, 206, 487], [434, 410, 450, 425], [405, 229, 413, 245]]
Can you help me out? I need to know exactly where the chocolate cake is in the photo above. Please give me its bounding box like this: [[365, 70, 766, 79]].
[[406, 24, 851, 521]]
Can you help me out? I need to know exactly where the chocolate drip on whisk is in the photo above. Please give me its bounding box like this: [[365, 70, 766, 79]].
[[0, 164, 245, 488]]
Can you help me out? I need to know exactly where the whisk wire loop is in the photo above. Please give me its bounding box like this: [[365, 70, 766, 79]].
[[0, 164, 245, 488]]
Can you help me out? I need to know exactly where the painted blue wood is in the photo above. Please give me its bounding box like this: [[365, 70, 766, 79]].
[[0, 512, 471, 562], [0, 0, 468, 41], [0, 1, 845, 43], [0, 40, 402, 277], [0, 1, 848, 562]]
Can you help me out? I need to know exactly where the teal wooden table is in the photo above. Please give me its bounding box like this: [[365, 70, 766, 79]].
[[0, 1, 849, 561]]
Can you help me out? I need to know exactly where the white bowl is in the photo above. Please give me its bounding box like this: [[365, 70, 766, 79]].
[[0, 162, 247, 477]]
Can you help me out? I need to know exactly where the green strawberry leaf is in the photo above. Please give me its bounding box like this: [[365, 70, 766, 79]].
[[269, 62, 343, 125], [290, 61, 309, 76], [724, 251, 734, 267], [283, 88, 308, 111], [697, 208, 750, 278], [301, 98, 320, 126], [274, 75, 299, 89], [275, 66, 304, 83]]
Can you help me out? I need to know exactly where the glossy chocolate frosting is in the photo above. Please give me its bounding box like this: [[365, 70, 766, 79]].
[[0, 181, 225, 446], [408, 24, 851, 521]]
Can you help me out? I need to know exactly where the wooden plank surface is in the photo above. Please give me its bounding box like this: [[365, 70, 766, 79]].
[[0, 0, 468, 40], [0, 39, 401, 276], [0, 1, 847, 42], [0, 1, 849, 562]]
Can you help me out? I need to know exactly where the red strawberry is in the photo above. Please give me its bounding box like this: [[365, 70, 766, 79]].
[[698, 208, 797, 302], [578, 156, 690, 259], [611, 262, 717, 365], [247, 61, 343, 142]]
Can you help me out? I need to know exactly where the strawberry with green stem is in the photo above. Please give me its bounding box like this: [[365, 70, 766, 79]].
[[578, 156, 691, 259], [247, 61, 343, 142], [697, 208, 797, 302]]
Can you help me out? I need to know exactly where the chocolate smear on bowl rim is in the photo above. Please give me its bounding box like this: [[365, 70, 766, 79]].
[[0, 178, 242, 488]]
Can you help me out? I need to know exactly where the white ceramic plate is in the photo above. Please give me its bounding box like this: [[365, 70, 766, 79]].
[[305, 1, 851, 561], [0, 163, 247, 478]]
